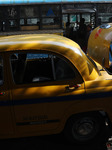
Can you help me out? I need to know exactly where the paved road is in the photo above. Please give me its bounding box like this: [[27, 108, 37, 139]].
[[0, 126, 111, 150]]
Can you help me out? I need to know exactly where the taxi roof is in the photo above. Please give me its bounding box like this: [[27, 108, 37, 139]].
[[0, 34, 99, 81], [0, 34, 80, 52]]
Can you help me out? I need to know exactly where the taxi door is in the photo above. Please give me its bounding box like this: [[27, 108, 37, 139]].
[[0, 54, 14, 136], [10, 52, 85, 135]]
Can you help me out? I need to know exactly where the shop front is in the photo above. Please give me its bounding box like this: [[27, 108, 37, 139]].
[[0, 0, 112, 36]]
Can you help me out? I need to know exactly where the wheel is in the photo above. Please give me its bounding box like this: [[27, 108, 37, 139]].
[[64, 112, 106, 144]]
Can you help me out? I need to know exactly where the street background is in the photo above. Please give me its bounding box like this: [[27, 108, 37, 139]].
[[0, 125, 111, 150]]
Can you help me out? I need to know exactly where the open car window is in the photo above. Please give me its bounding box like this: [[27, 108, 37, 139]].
[[10, 52, 80, 85]]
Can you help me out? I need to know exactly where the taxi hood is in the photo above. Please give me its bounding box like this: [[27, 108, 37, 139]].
[[87, 23, 112, 68]]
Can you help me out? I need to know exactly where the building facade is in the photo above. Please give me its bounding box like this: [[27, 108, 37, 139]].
[[0, 0, 112, 34]]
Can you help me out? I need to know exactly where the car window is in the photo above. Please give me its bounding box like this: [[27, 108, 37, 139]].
[[0, 56, 3, 86], [10, 52, 76, 84]]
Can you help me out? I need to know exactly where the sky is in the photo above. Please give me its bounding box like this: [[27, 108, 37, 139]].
[[0, 0, 112, 4]]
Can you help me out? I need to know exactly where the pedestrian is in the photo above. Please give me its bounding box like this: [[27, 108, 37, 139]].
[[65, 22, 72, 39], [77, 18, 87, 52], [78, 18, 87, 39], [85, 24, 92, 53]]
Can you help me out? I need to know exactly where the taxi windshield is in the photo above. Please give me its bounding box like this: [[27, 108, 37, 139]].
[[86, 54, 100, 75]]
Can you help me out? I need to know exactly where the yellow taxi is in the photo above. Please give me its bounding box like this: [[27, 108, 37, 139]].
[[0, 32, 112, 143]]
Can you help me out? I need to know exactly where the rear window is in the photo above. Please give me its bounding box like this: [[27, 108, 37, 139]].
[[10, 52, 76, 84]]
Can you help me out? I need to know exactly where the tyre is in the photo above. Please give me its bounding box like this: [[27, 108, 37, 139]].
[[64, 112, 106, 144]]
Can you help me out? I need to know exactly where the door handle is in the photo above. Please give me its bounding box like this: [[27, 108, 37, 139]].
[[65, 84, 81, 92]]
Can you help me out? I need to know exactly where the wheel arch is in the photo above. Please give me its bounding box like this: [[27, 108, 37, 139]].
[[62, 110, 108, 143], [63, 110, 109, 128]]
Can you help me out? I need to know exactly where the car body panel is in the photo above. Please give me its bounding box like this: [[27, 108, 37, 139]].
[[0, 53, 14, 136], [0, 34, 112, 139], [88, 23, 112, 68], [11, 84, 85, 134]]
